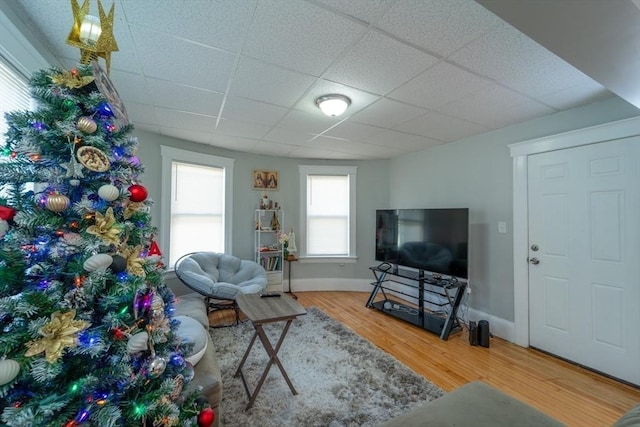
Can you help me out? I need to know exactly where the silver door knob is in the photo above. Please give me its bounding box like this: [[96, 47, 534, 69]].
[[529, 257, 540, 265]]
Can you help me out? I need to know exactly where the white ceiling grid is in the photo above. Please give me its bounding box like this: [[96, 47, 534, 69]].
[[5, 0, 620, 159]]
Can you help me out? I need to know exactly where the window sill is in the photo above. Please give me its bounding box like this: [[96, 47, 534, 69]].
[[298, 256, 358, 264]]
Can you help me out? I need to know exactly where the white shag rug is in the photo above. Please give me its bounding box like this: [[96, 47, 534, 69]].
[[211, 306, 443, 426]]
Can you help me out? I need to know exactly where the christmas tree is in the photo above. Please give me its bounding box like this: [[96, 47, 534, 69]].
[[0, 63, 212, 426]]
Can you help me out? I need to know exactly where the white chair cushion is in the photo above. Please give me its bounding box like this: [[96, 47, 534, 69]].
[[176, 252, 268, 300], [174, 315, 208, 366]]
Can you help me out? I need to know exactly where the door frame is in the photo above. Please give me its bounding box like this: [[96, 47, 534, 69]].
[[508, 116, 640, 347]]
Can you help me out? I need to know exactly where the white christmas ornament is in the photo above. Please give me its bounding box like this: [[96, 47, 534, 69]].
[[83, 253, 113, 272], [98, 184, 119, 202], [0, 359, 20, 386], [127, 332, 149, 354]]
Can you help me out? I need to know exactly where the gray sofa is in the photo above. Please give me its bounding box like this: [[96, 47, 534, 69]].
[[380, 381, 640, 427], [174, 293, 223, 427]]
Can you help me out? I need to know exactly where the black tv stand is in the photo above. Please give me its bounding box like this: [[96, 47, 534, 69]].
[[366, 266, 467, 340]]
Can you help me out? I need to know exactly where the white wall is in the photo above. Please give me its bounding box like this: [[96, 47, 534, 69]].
[[134, 129, 390, 285], [389, 96, 639, 321]]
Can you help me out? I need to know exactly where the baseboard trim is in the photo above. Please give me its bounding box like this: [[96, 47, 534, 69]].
[[165, 272, 518, 344], [287, 278, 371, 293], [466, 307, 516, 344]]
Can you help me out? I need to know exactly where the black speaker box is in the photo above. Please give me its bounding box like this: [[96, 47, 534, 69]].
[[478, 320, 490, 348], [468, 321, 478, 346]]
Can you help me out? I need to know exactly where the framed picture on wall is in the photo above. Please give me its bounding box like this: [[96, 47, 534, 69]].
[[253, 170, 279, 190]]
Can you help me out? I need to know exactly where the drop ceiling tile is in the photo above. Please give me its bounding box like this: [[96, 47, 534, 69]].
[[311, 136, 370, 152], [536, 82, 612, 110], [388, 62, 491, 109], [9, 0, 82, 63], [312, 136, 401, 158], [351, 98, 426, 128], [209, 135, 261, 153], [160, 127, 212, 145], [8, 0, 632, 161], [243, 0, 367, 76], [376, 0, 502, 57], [221, 97, 289, 127], [286, 146, 343, 159], [365, 129, 443, 151], [125, 101, 159, 127], [323, 121, 384, 140], [214, 118, 271, 140], [278, 110, 341, 135], [449, 21, 555, 81], [326, 150, 373, 160], [294, 79, 381, 116], [436, 83, 555, 130], [106, 70, 150, 105], [445, 80, 533, 111], [263, 127, 316, 145], [147, 78, 224, 116], [131, 27, 235, 92], [313, 0, 395, 23], [502, 56, 598, 98], [324, 29, 438, 95], [395, 111, 489, 142], [120, 0, 256, 53], [153, 107, 217, 132], [247, 140, 296, 157], [105, 20, 142, 75], [230, 57, 316, 106], [482, 99, 556, 129]]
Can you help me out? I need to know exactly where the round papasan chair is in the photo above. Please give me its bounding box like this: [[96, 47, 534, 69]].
[[174, 252, 268, 326]]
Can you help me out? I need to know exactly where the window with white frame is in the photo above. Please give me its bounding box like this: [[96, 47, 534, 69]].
[[0, 55, 35, 199], [0, 56, 32, 139], [161, 146, 234, 267], [299, 165, 357, 260]]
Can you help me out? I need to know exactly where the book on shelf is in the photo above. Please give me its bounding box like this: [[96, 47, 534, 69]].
[[258, 255, 281, 271]]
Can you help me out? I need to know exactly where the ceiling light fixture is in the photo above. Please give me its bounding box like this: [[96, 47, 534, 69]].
[[66, 0, 119, 73], [315, 94, 351, 117]]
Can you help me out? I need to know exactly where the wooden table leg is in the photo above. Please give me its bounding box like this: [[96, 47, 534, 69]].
[[240, 320, 298, 410], [235, 329, 259, 378]]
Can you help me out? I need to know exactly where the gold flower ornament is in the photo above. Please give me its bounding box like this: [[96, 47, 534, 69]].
[[121, 244, 145, 277], [25, 310, 91, 362], [86, 207, 121, 245]]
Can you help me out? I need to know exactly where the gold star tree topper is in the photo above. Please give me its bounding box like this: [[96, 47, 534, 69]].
[[66, 0, 118, 73]]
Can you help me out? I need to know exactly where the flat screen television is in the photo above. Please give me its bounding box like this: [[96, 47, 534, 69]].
[[375, 208, 469, 279]]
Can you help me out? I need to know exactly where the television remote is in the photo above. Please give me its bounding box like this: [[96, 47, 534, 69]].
[[260, 292, 281, 298]]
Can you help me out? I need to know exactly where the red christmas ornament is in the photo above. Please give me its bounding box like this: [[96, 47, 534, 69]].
[[148, 240, 162, 257], [112, 328, 126, 340], [0, 205, 16, 221], [197, 408, 215, 427], [128, 184, 148, 202]]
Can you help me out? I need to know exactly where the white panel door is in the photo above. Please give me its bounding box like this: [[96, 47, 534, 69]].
[[528, 136, 640, 385]]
